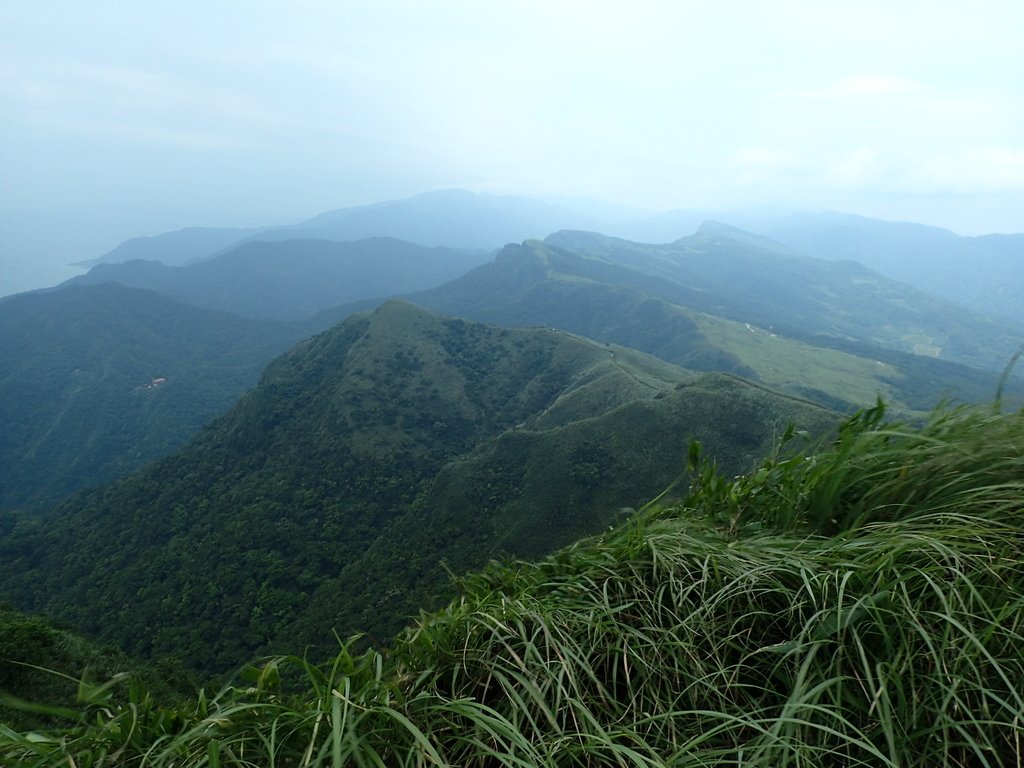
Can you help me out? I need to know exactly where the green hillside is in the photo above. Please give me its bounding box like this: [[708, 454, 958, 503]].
[[6, 234, 1007, 516], [413, 240, 757, 377], [0, 283, 304, 512], [0, 302, 836, 675], [0, 606, 192, 732], [3, 402, 1021, 767], [546, 225, 1024, 373], [413, 239, 1016, 414]]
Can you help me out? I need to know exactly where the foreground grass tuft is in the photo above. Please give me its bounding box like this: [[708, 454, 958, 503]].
[[3, 402, 1023, 766]]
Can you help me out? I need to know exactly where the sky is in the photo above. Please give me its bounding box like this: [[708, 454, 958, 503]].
[[2, 0, 1023, 296]]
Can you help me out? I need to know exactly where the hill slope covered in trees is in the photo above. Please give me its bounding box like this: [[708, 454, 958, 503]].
[[0, 302, 837, 675], [0, 283, 303, 512]]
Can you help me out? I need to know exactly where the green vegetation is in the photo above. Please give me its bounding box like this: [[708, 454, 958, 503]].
[[0, 283, 304, 512], [0, 303, 836, 676], [545, 226, 1024, 373], [9, 224, 1015, 517], [0, 606, 193, 732], [415, 239, 1018, 413], [692, 312, 1019, 415], [2, 401, 1021, 766], [415, 240, 759, 378], [695, 311, 900, 408]]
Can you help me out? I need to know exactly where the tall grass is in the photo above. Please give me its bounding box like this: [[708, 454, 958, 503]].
[[2, 402, 1022, 766]]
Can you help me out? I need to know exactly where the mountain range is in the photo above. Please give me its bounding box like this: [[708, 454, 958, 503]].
[[66, 237, 489, 320], [412, 233, 1020, 407], [0, 301, 838, 674], [4, 201, 1020, 513], [748, 211, 1024, 324], [74, 190, 1024, 327], [75, 189, 607, 268], [2, 189, 1022, 679]]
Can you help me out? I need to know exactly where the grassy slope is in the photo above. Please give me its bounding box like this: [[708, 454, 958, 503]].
[[546, 227, 1024, 374], [417, 240, 1014, 415], [695, 313, 902, 409], [280, 371, 837, 654], [3, 402, 1021, 766], [0, 606, 197, 734]]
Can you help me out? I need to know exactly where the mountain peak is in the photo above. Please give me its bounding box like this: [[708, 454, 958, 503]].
[[691, 221, 793, 253], [365, 297, 441, 328]]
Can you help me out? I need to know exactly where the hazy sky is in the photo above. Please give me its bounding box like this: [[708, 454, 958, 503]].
[[3, 0, 1023, 296]]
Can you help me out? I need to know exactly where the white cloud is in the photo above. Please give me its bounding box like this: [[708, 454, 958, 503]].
[[731, 148, 801, 186], [825, 148, 884, 187], [901, 147, 1024, 192]]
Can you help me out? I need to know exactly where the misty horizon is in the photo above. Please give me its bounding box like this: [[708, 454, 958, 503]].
[[3, 1, 1023, 296]]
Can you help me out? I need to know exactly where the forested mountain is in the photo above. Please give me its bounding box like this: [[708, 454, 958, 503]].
[[4, 238, 486, 508], [65, 237, 489, 320], [411, 238, 1018, 413], [6, 224, 1016, 515], [748, 212, 1024, 324], [413, 240, 757, 376], [0, 283, 304, 512], [0, 302, 837, 674]]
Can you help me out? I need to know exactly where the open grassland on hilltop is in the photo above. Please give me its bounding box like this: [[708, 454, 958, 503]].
[[3, 401, 1023, 766], [693, 312, 902, 410]]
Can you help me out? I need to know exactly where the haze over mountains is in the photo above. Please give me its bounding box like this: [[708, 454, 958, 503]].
[[1, 188, 1022, 678], [749, 212, 1024, 325], [74, 190, 605, 269], [68, 189, 1024, 326], [67, 238, 489, 320]]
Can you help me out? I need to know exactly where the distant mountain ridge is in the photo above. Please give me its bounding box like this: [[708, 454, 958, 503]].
[[747, 212, 1024, 324], [410, 236, 1020, 413], [80, 190, 611, 267], [8, 222, 1018, 513], [74, 191, 1023, 331], [263, 188, 607, 249], [74, 226, 268, 268], [65, 237, 489, 320], [543, 227, 1023, 373]]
